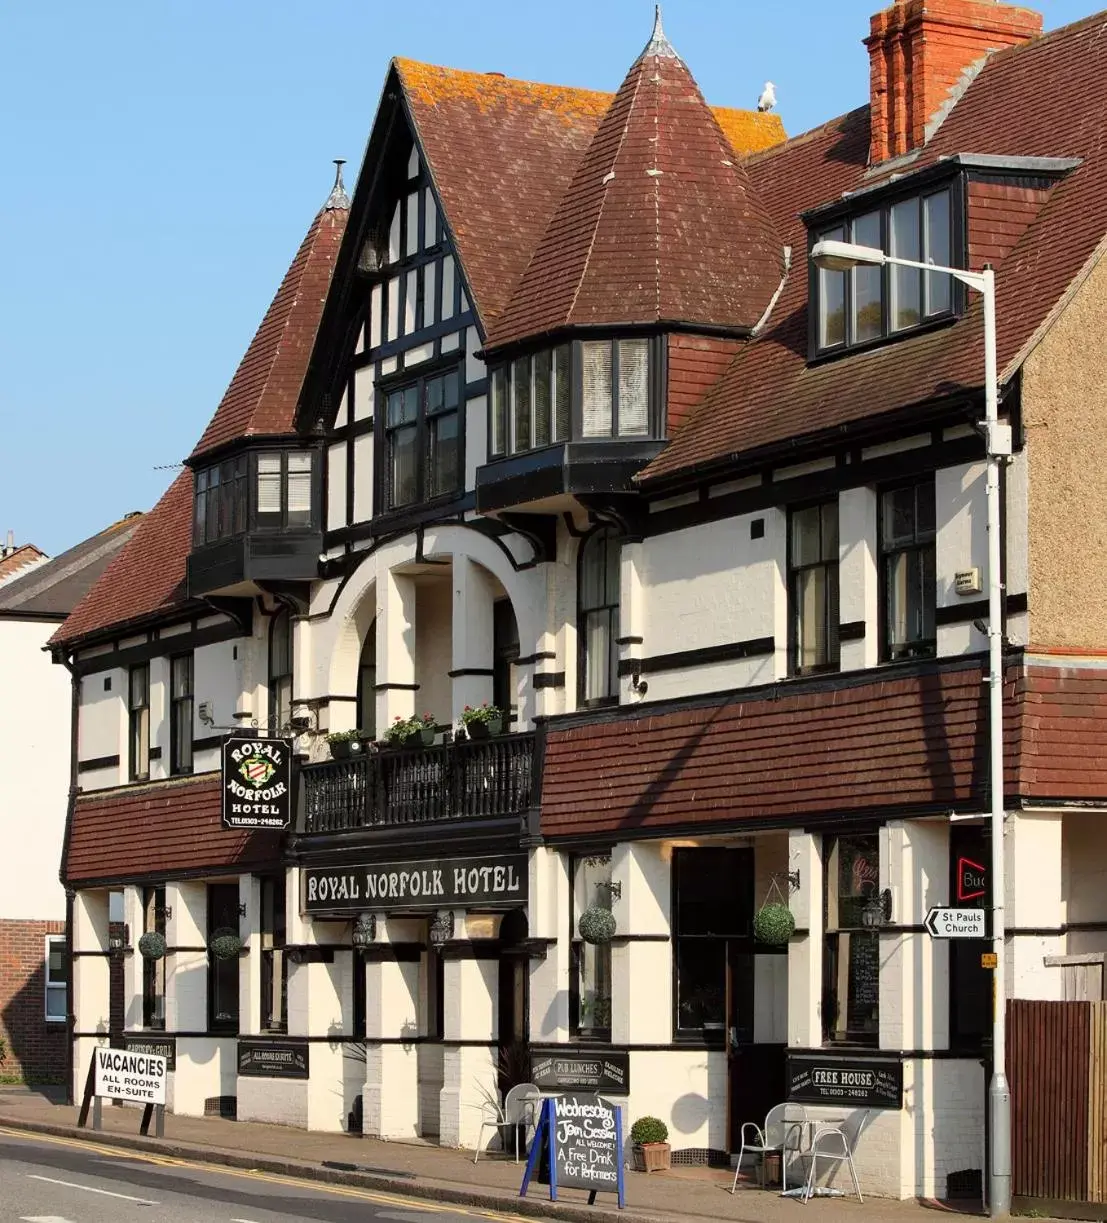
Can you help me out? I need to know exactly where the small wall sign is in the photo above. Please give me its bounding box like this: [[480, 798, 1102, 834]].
[[124, 1034, 177, 1072], [530, 1049, 630, 1095], [520, 1093, 625, 1209], [237, 1038, 309, 1079], [787, 1055, 903, 1109], [302, 853, 529, 914], [222, 735, 292, 830]]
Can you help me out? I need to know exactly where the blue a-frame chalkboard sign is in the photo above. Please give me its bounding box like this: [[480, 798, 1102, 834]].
[[519, 1093, 625, 1209]]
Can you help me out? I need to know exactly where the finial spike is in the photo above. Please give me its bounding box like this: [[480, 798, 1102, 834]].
[[641, 3, 678, 59], [325, 158, 350, 210]]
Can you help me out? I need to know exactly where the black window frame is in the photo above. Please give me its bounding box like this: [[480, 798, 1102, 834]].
[[268, 609, 293, 733], [577, 526, 622, 708], [811, 182, 960, 357], [260, 875, 287, 1034], [569, 854, 613, 1043], [193, 455, 248, 547], [492, 598, 520, 726], [169, 653, 194, 776], [878, 476, 937, 662], [788, 499, 841, 676], [822, 832, 881, 1047], [128, 663, 150, 782], [207, 882, 241, 1034], [378, 362, 464, 513], [142, 885, 166, 1030], [254, 448, 317, 533]]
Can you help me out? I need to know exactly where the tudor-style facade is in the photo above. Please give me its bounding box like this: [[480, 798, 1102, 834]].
[[53, 0, 1107, 1200]]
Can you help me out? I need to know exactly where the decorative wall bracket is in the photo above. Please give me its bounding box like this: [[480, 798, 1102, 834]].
[[772, 870, 801, 894]]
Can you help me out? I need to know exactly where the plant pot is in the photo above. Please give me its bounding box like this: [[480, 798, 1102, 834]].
[[330, 739, 352, 759], [763, 1151, 782, 1187], [419, 727, 436, 746], [637, 1142, 671, 1173], [466, 719, 502, 740]]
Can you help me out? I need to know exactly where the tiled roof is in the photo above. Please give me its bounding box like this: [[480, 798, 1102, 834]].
[[64, 773, 281, 885], [49, 473, 193, 646], [0, 544, 46, 586], [0, 515, 141, 618], [642, 12, 1107, 483], [396, 58, 784, 330], [540, 660, 990, 838], [190, 200, 348, 459], [488, 28, 783, 348], [1010, 661, 1107, 802]]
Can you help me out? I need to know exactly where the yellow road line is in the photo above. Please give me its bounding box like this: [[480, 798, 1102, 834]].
[[0, 1125, 536, 1222]]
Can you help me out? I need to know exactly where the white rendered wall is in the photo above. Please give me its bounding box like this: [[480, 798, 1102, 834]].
[[76, 666, 125, 791], [1063, 810, 1107, 954], [935, 461, 989, 657], [1007, 810, 1064, 997], [0, 619, 71, 918]]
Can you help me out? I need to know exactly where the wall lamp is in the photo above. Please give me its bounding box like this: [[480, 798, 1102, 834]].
[[861, 888, 894, 929]]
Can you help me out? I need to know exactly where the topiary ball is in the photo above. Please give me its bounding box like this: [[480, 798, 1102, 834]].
[[630, 1116, 669, 1146], [209, 928, 242, 960], [138, 931, 166, 960], [578, 906, 617, 945], [753, 902, 796, 945]]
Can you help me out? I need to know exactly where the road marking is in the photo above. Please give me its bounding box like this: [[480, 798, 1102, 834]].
[[26, 1174, 158, 1205], [21, 1216, 78, 1222], [1, 1128, 534, 1223]]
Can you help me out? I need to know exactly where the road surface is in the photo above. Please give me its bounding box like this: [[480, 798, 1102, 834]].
[[0, 1127, 526, 1223]]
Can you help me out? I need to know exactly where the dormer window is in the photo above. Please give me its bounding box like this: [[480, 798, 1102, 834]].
[[814, 186, 954, 353]]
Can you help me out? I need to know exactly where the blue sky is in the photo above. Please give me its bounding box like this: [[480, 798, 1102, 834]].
[[0, 0, 1090, 553]]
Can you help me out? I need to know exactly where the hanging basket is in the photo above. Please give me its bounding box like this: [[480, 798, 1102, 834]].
[[138, 931, 166, 961], [578, 906, 616, 945], [209, 927, 243, 960], [753, 902, 796, 946]]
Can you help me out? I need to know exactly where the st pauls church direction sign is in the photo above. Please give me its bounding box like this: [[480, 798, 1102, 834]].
[[302, 853, 529, 913]]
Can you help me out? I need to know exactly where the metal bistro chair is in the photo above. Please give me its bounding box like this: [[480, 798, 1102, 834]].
[[800, 1109, 868, 1202], [473, 1082, 541, 1164], [730, 1102, 809, 1193]]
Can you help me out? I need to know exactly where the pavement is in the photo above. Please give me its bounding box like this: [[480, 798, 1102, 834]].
[[0, 1087, 987, 1223]]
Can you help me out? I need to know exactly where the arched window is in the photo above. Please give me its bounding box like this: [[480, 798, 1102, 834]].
[[578, 527, 621, 705], [269, 609, 293, 732]]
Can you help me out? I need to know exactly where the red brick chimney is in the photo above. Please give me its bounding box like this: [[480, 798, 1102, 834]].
[[866, 0, 1042, 164]]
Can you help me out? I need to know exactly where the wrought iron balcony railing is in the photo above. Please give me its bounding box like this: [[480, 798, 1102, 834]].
[[300, 732, 536, 834]]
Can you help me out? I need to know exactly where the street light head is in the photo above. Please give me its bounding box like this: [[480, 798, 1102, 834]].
[[810, 238, 886, 272]]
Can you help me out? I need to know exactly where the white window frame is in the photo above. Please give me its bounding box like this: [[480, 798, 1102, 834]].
[[45, 935, 66, 1023]]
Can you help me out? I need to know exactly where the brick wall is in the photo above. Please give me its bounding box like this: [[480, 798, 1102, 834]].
[[0, 918, 66, 1083]]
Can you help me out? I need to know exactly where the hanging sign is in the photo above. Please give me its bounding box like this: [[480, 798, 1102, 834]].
[[222, 735, 292, 830], [520, 1094, 625, 1209], [787, 1055, 903, 1109], [530, 1049, 630, 1094], [93, 1045, 167, 1105], [302, 853, 528, 913]]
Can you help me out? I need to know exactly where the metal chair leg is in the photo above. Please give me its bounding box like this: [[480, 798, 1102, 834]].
[[847, 1149, 863, 1202], [730, 1140, 747, 1194]]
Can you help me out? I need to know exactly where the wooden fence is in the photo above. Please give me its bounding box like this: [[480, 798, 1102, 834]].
[[1009, 998, 1107, 1203]]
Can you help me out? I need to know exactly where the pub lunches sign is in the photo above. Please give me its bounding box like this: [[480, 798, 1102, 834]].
[[222, 735, 292, 830]]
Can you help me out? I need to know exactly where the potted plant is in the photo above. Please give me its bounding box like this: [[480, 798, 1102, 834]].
[[382, 713, 437, 747], [753, 901, 796, 945], [459, 702, 503, 740], [138, 931, 166, 960], [630, 1116, 671, 1173], [415, 713, 437, 746], [578, 906, 616, 944], [327, 729, 364, 760], [209, 927, 242, 960]]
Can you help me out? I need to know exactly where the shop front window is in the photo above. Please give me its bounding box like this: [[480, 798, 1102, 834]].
[[207, 883, 240, 1033], [143, 885, 166, 1030], [822, 833, 880, 1045], [570, 855, 613, 1040]]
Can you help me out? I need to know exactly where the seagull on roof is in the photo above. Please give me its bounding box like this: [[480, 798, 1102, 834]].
[[757, 81, 777, 112]]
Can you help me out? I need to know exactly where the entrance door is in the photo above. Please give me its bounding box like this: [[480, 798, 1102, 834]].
[[497, 908, 530, 1096], [727, 944, 787, 1149]]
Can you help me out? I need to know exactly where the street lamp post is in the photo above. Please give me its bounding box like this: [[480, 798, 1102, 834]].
[[811, 239, 1011, 1217]]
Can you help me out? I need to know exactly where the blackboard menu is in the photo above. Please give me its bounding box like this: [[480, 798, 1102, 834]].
[[238, 1038, 309, 1079], [787, 1054, 903, 1109], [551, 1094, 620, 1193], [850, 933, 880, 1009], [531, 1049, 629, 1094]]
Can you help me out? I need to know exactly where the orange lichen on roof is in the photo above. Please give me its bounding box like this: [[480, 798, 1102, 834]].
[[394, 58, 785, 156]]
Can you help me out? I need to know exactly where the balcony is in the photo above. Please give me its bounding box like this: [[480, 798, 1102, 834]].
[[300, 732, 537, 836]]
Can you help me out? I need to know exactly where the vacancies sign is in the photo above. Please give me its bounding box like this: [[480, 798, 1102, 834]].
[[303, 852, 528, 913], [222, 735, 292, 830], [94, 1046, 167, 1106]]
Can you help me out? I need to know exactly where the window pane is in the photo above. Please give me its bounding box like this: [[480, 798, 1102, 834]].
[[426, 373, 444, 416], [490, 367, 507, 456], [925, 189, 952, 315], [676, 940, 726, 1030], [442, 369, 459, 411], [389, 425, 418, 506], [575, 942, 611, 1033], [581, 341, 613, 437], [171, 655, 191, 699], [583, 609, 613, 701], [791, 505, 823, 567], [130, 664, 148, 709], [233, 457, 248, 534], [533, 350, 552, 447], [257, 453, 282, 515], [851, 211, 883, 342], [512, 356, 532, 451], [890, 197, 921, 331], [882, 484, 919, 547], [194, 472, 207, 545], [553, 344, 571, 441], [47, 939, 65, 983], [428, 411, 459, 498], [818, 225, 846, 348], [617, 339, 649, 434], [287, 452, 312, 525], [579, 530, 608, 610]]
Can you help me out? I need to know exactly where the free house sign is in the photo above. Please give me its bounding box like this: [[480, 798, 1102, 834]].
[[787, 1055, 904, 1109], [222, 735, 292, 830]]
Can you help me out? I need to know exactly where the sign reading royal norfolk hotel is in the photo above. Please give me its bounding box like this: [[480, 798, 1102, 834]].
[[222, 735, 292, 830], [303, 853, 529, 913]]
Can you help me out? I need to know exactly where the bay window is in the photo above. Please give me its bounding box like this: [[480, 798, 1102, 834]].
[[383, 367, 461, 509], [823, 833, 880, 1045], [256, 450, 314, 530], [490, 344, 571, 457], [192, 449, 315, 545], [880, 478, 936, 660], [814, 185, 954, 353]]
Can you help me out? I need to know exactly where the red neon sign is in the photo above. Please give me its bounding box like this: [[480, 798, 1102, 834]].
[[957, 857, 988, 902]]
